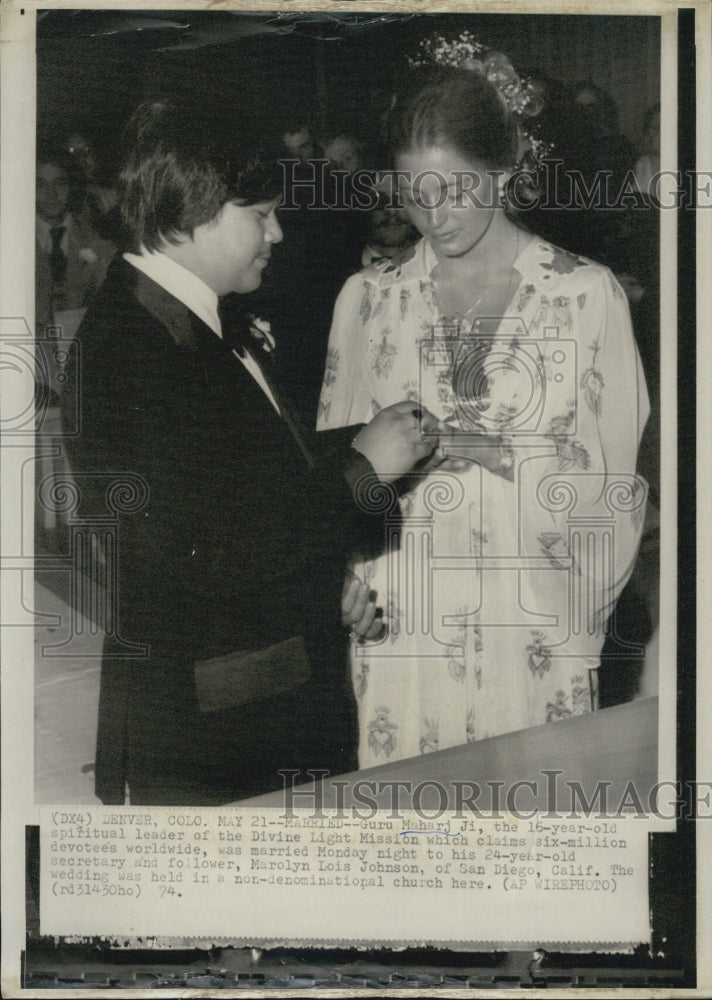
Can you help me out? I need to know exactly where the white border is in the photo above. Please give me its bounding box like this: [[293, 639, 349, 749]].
[[0, 0, 706, 994]]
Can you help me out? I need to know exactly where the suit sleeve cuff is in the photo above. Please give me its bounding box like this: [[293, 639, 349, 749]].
[[343, 449, 379, 498]]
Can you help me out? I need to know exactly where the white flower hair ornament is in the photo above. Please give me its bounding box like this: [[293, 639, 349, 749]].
[[408, 32, 554, 184]]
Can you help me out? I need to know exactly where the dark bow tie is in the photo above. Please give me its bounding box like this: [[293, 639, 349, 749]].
[[217, 297, 272, 360]]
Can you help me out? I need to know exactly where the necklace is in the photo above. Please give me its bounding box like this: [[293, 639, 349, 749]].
[[468, 226, 521, 336], [433, 223, 523, 336], [442, 225, 525, 426]]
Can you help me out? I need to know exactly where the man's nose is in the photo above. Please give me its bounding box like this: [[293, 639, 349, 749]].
[[267, 215, 283, 245]]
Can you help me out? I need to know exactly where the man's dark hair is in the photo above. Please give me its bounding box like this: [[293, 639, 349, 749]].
[[36, 145, 86, 213], [573, 80, 621, 137], [36, 145, 75, 175], [119, 100, 283, 253]]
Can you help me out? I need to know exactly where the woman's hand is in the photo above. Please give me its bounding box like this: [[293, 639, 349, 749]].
[[341, 571, 387, 642], [351, 401, 440, 482]]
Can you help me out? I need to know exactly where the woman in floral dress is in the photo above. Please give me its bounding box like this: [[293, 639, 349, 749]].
[[317, 65, 650, 768]]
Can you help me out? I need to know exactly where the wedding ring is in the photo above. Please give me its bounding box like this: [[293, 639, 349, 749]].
[[349, 623, 388, 644]]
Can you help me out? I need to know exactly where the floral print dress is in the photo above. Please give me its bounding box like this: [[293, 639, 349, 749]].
[[318, 236, 649, 768]]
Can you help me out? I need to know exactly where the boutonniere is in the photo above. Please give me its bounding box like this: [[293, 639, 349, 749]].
[[78, 247, 99, 265], [248, 315, 276, 354]]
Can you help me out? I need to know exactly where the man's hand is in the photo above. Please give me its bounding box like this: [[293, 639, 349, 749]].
[[351, 401, 440, 483], [341, 572, 386, 642]]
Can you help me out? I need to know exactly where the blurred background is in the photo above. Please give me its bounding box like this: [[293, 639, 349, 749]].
[[37, 11, 660, 153]]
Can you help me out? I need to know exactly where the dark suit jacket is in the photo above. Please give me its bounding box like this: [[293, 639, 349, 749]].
[[35, 214, 115, 331], [62, 257, 387, 805]]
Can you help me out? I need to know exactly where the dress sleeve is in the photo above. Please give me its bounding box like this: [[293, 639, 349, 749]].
[[570, 267, 648, 496], [584, 269, 650, 477], [316, 273, 375, 431], [515, 268, 651, 654], [512, 267, 649, 488]]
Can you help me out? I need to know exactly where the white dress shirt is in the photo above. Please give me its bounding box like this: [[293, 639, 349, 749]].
[[123, 249, 280, 414]]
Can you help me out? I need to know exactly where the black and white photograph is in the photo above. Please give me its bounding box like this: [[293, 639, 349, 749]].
[[0, 0, 707, 995]]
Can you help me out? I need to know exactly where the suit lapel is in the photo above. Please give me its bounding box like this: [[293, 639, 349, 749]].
[[125, 260, 316, 467], [131, 266, 198, 350], [238, 345, 316, 467]]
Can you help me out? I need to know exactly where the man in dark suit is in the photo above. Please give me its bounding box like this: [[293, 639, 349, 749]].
[[35, 148, 115, 333], [62, 100, 437, 806]]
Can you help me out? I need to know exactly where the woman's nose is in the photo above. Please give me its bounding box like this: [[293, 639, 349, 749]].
[[426, 199, 450, 230]]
